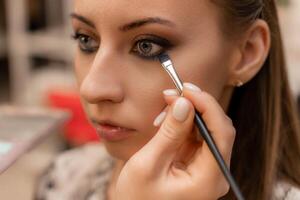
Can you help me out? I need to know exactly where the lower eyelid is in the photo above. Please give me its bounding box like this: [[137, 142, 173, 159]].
[[78, 45, 98, 54]]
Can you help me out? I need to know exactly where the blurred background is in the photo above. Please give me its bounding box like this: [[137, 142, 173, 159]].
[[0, 0, 299, 199]]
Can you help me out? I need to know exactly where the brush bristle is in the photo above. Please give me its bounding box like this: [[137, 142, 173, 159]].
[[157, 53, 171, 64]]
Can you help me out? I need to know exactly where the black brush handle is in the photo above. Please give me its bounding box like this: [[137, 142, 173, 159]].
[[194, 111, 245, 200]]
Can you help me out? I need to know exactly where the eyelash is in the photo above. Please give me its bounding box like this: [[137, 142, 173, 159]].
[[132, 35, 173, 60], [71, 32, 173, 60], [72, 33, 99, 53]]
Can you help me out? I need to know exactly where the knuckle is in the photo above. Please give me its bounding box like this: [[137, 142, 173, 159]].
[[223, 124, 236, 141], [231, 126, 236, 138], [202, 91, 214, 101], [201, 92, 226, 115], [209, 175, 231, 198], [225, 115, 233, 126], [219, 181, 230, 197], [217, 125, 236, 157], [201, 92, 218, 107], [229, 126, 236, 140], [160, 121, 181, 142]]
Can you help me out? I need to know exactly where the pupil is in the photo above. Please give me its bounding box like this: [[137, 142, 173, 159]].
[[81, 36, 89, 43], [139, 41, 152, 53]]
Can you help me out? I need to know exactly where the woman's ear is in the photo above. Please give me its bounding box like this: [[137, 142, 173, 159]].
[[228, 19, 271, 86]]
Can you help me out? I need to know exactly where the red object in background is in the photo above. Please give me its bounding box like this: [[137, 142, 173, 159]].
[[47, 90, 100, 146]]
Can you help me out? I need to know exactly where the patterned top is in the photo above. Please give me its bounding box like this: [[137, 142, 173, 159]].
[[35, 143, 300, 200]]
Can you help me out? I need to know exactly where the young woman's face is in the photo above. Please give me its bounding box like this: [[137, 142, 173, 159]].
[[72, 0, 236, 160]]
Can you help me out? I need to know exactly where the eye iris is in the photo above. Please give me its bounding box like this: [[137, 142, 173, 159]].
[[80, 36, 89, 44], [138, 41, 152, 54]]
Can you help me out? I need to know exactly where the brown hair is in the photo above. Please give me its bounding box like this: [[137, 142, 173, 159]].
[[211, 0, 300, 199]]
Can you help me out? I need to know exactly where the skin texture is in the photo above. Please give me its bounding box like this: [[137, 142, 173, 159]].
[[71, 0, 270, 199], [73, 0, 233, 159]]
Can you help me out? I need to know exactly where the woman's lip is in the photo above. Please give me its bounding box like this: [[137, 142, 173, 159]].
[[93, 123, 135, 142]]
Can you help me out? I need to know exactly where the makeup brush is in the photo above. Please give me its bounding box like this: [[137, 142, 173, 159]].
[[157, 53, 245, 200]]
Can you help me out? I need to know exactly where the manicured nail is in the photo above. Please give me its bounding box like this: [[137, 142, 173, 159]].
[[172, 97, 190, 122], [163, 89, 179, 96], [153, 111, 167, 127], [183, 82, 201, 92]]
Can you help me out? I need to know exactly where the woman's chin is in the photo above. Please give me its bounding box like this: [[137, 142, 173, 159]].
[[100, 129, 156, 161], [102, 141, 141, 161]]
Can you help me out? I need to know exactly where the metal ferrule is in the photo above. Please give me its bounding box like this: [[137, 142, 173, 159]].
[[161, 60, 184, 93]]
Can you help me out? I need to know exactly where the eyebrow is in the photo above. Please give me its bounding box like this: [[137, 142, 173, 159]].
[[119, 17, 175, 31], [71, 13, 175, 32], [71, 13, 95, 28]]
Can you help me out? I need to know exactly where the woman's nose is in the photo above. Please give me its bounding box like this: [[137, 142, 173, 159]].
[[79, 53, 125, 104]]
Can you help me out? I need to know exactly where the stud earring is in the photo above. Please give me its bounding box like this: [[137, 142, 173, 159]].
[[235, 80, 244, 87]]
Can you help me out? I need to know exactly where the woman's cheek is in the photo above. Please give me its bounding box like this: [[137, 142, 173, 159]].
[[131, 89, 166, 137], [123, 65, 172, 131], [173, 44, 229, 99], [74, 51, 95, 85]]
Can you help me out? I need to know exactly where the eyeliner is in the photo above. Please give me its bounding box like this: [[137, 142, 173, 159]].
[[157, 53, 245, 200]]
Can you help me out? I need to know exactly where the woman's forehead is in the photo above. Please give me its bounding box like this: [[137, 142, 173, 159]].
[[73, 0, 218, 27], [72, 0, 222, 43]]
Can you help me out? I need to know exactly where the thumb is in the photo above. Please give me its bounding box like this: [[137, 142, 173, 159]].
[[140, 97, 195, 172], [157, 97, 195, 150]]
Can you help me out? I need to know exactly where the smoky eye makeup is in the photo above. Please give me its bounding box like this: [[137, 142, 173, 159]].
[[131, 34, 174, 61], [72, 31, 99, 54], [71, 29, 175, 60]]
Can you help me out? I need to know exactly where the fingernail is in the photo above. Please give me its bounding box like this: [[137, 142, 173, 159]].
[[163, 89, 179, 96], [183, 82, 201, 92], [172, 97, 190, 122], [153, 111, 167, 127]]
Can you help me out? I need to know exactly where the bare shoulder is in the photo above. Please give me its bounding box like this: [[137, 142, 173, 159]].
[[35, 143, 115, 200]]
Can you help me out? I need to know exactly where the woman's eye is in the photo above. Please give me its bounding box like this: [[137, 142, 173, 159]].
[[133, 40, 164, 58], [72, 33, 99, 53], [132, 36, 173, 60]]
